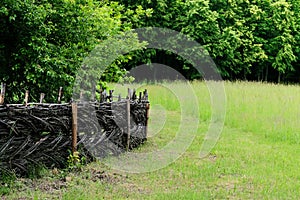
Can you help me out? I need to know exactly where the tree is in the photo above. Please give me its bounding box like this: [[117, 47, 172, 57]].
[[263, 0, 296, 82], [115, 0, 300, 83], [0, 0, 148, 102]]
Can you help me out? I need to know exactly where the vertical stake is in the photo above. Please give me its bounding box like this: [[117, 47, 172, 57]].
[[132, 89, 136, 100], [139, 92, 142, 102], [109, 90, 114, 102], [91, 85, 95, 101], [126, 88, 131, 151], [71, 103, 78, 154], [143, 89, 148, 100], [102, 90, 107, 103], [79, 90, 83, 103], [24, 90, 29, 106], [0, 83, 6, 105], [145, 103, 150, 139], [39, 93, 45, 104], [58, 87, 63, 103]]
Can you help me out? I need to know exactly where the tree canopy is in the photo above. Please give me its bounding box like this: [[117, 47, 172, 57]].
[[1, 0, 299, 102], [0, 0, 149, 102], [118, 0, 300, 82]]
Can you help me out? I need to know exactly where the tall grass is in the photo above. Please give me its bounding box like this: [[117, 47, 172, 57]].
[[223, 81, 300, 144], [4, 81, 300, 199]]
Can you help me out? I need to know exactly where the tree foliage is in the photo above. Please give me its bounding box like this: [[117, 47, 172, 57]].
[[1, 0, 300, 103], [116, 0, 300, 82], [0, 0, 149, 102]]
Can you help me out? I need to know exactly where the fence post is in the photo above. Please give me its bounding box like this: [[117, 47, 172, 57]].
[[145, 103, 150, 138], [139, 92, 142, 102], [126, 88, 131, 151], [71, 103, 78, 153], [91, 84, 95, 101], [79, 90, 83, 103], [24, 90, 29, 106], [58, 87, 63, 103], [39, 93, 45, 104], [0, 83, 6, 105], [109, 90, 114, 102]]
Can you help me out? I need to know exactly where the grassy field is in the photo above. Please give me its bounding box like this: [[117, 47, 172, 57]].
[[2, 81, 300, 199]]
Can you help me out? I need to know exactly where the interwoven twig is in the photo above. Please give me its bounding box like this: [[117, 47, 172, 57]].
[[0, 99, 149, 176]]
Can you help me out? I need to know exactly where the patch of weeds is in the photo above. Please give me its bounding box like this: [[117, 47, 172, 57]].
[[0, 170, 17, 195], [67, 150, 87, 171], [27, 163, 48, 179]]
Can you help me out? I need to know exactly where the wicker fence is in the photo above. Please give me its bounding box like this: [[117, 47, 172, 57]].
[[0, 83, 149, 175]]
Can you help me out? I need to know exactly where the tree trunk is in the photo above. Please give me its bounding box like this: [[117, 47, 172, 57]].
[[265, 66, 268, 82]]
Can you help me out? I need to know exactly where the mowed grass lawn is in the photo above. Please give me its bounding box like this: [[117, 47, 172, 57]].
[[4, 81, 300, 199]]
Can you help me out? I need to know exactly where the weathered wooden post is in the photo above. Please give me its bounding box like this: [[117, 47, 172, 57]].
[[145, 103, 150, 138], [24, 90, 29, 106], [126, 88, 131, 151], [139, 92, 142, 102], [91, 84, 96, 101], [39, 93, 45, 104], [100, 90, 107, 103], [71, 102, 78, 153], [109, 90, 114, 102], [58, 87, 63, 103], [144, 89, 150, 138], [79, 90, 83, 103], [0, 83, 6, 105], [143, 89, 148, 100]]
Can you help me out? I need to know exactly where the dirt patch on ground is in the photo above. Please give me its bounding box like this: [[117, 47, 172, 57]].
[[89, 169, 127, 184], [2, 166, 151, 199], [88, 168, 151, 194], [19, 177, 67, 196]]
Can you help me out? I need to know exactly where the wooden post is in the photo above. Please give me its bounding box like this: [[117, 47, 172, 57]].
[[128, 88, 132, 100], [91, 84, 95, 101], [39, 93, 45, 104], [79, 90, 83, 103], [101, 90, 107, 103], [132, 89, 136, 100], [0, 83, 6, 105], [139, 92, 142, 102], [143, 89, 148, 101], [58, 87, 63, 103], [71, 103, 78, 153], [24, 90, 29, 106], [145, 103, 150, 138], [109, 90, 114, 102], [126, 88, 131, 151]]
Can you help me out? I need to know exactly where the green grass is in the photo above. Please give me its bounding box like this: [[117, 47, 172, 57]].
[[3, 81, 300, 199]]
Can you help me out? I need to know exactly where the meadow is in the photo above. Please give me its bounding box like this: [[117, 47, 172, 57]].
[[3, 81, 300, 199]]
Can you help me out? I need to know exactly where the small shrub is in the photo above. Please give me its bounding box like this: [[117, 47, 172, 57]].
[[67, 151, 87, 171]]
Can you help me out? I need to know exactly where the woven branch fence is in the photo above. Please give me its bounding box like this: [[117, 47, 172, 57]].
[[0, 83, 149, 175]]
